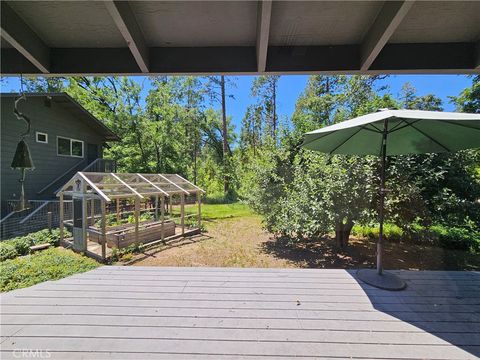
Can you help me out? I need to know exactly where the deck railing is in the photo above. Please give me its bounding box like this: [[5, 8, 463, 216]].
[[37, 158, 117, 196], [82, 158, 117, 173], [0, 200, 73, 239]]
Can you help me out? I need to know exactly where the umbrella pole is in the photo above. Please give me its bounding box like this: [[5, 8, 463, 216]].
[[357, 119, 404, 290], [377, 121, 388, 275]]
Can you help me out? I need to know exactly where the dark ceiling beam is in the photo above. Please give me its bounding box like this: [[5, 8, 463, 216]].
[[360, 1, 415, 71], [1, 44, 477, 75], [475, 41, 480, 69], [370, 42, 476, 73], [256, 1, 272, 73], [267, 45, 359, 73], [104, 0, 149, 73], [0, 2, 50, 73], [150, 47, 256, 73]]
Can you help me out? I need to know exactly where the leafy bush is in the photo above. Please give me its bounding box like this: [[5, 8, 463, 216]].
[[8, 237, 31, 255], [352, 223, 480, 253], [352, 224, 404, 242], [0, 228, 72, 261], [0, 247, 99, 292], [0, 243, 18, 262], [429, 225, 480, 253]]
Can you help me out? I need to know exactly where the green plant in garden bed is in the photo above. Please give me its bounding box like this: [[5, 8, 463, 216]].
[[95, 211, 155, 228], [0, 228, 72, 261], [0, 247, 99, 292], [110, 243, 142, 262]]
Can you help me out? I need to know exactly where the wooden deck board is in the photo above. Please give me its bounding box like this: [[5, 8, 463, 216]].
[[1, 267, 479, 359]]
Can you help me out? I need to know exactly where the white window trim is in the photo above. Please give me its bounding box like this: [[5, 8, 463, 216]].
[[57, 136, 84, 158], [36, 131, 48, 144]]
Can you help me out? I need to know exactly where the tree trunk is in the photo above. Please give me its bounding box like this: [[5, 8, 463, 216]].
[[335, 219, 354, 248], [220, 76, 229, 195]]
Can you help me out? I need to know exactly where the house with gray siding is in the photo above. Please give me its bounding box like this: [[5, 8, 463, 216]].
[[1, 92, 118, 217]]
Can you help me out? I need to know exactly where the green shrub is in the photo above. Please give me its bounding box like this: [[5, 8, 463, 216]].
[[352, 222, 480, 253], [0, 243, 18, 261], [9, 237, 31, 255], [429, 225, 480, 253], [204, 191, 237, 204], [0, 247, 99, 292], [0, 228, 72, 261], [352, 223, 403, 241]]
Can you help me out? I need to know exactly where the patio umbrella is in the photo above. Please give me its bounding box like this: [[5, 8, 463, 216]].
[[303, 109, 480, 290]]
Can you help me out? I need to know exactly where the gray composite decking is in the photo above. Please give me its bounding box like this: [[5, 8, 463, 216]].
[[1, 267, 479, 359]]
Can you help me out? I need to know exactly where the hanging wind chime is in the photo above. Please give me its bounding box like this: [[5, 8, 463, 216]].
[[11, 79, 35, 212]]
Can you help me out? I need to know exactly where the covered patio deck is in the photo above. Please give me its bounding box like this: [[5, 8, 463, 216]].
[[1, 267, 479, 359]]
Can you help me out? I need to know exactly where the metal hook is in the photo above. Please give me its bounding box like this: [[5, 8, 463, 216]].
[[13, 93, 31, 138]]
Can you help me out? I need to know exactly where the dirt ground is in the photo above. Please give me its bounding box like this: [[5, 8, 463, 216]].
[[131, 216, 480, 270]]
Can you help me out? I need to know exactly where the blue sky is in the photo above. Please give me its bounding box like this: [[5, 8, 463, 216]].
[[1, 75, 472, 133], [225, 75, 471, 131]]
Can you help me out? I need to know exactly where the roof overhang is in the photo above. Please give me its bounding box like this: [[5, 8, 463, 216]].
[[1, 1, 479, 76], [1, 92, 120, 141]]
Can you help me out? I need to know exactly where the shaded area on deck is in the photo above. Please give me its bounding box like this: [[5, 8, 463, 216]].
[[1, 267, 479, 359]]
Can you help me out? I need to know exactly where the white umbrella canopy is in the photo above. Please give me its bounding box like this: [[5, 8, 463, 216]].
[[303, 109, 480, 290], [303, 109, 480, 156]]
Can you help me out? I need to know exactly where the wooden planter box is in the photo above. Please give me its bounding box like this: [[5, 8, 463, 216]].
[[88, 220, 176, 249]]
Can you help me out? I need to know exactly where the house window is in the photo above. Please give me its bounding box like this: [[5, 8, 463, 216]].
[[36, 132, 48, 143], [57, 136, 84, 158]]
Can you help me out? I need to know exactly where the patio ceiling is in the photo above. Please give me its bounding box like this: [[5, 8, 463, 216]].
[[1, 1, 479, 76]]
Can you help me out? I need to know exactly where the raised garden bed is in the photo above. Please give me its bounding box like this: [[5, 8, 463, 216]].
[[88, 220, 176, 249]]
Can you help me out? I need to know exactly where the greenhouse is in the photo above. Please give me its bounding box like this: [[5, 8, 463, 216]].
[[57, 172, 205, 260]]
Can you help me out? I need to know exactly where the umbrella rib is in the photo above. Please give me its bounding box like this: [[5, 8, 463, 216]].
[[364, 125, 382, 133], [328, 126, 367, 154], [388, 119, 421, 134], [387, 119, 406, 133], [443, 120, 480, 132], [409, 123, 451, 152], [302, 128, 338, 147], [368, 123, 383, 132]]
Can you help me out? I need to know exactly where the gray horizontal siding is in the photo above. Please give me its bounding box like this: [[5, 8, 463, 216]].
[[1, 96, 105, 201]]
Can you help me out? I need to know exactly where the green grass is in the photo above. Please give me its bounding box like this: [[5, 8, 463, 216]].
[[174, 202, 255, 221], [0, 247, 100, 292]]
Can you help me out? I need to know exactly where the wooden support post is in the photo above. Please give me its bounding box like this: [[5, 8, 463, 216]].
[[169, 195, 173, 215], [116, 198, 120, 223], [181, 193, 185, 235], [155, 195, 159, 221], [90, 199, 95, 225], [101, 199, 106, 260], [134, 197, 140, 244], [47, 211, 52, 233], [161, 195, 165, 242], [197, 191, 201, 229], [59, 194, 64, 242], [81, 194, 88, 252]]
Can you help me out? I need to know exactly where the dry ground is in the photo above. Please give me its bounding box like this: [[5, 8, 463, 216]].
[[131, 215, 479, 270], [132, 215, 291, 267]]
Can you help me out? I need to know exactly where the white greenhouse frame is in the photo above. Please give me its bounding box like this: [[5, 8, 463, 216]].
[[57, 172, 205, 260]]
